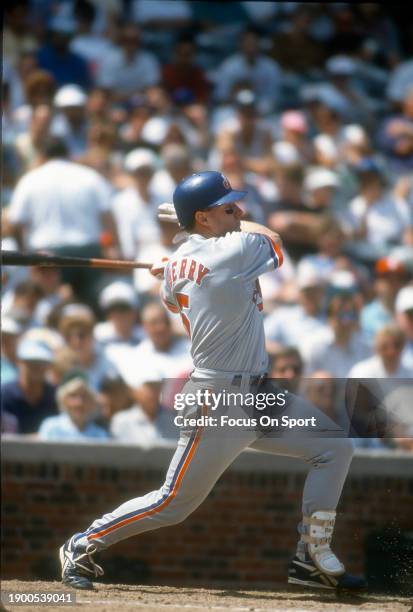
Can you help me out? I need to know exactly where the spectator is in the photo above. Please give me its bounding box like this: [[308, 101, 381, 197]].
[[304, 292, 371, 377], [213, 28, 283, 115], [37, 11, 92, 89], [360, 255, 409, 344], [303, 372, 339, 424], [95, 281, 144, 350], [150, 144, 193, 204], [271, 5, 324, 77], [269, 346, 303, 394], [49, 346, 79, 386], [377, 86, 413, 175], [214, 89, 273, 176], [15, 104, 53, 170], [216, 143, 266, 224], [303, 167, 339, 212], [27, 265, 72, 327], [110, 367, 178, 447], [13, 70, 56, 134], [38, 369, 109, 440], [70, 0, 115, 78], [348, 324, 412, 378], [117, 302, 191, 386], [96, 23, 160, 100], [299, 216, 346, 283], [58, 304, 119, 390], [1, 338, 57, 434], [97, 375, 133, 432], [51, 85, 89, 158], [395, 286, 413, 370], [111, 148, 160, 260], [278, 110, 312, 163], [6, 136, 119, 303], [324, 55, 375, 125], [3, 0, 38, 70], [162, 36, 210, 104], [387, 59, 413, 105], [76, 119, 118, 178], [265, 264, 327, 356], [1, 317, 23, 385], [1, 279, 44, 328], [346, 158, 412, 262]]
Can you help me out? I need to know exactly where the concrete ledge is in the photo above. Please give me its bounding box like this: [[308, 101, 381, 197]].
[[2, 436, 412, 477]]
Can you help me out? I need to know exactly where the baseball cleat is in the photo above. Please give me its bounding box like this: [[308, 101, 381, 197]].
[[60, 534, 104, 590], [288, 555, 367, 591]]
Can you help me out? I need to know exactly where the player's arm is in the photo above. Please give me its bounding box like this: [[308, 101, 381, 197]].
[[240, 220, 282, 249], [240, 220, 283, 266]]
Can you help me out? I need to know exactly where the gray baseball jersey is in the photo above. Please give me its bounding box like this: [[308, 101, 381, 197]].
[[161, 231, 283, 374]]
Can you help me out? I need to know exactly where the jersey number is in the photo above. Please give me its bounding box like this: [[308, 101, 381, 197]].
[[253, 280, 263, 312], [176, 292, 191, 337]]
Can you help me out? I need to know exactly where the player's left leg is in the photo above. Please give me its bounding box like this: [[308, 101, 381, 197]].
[[60, 377, 257, 589], [250, 382, 366, 591]]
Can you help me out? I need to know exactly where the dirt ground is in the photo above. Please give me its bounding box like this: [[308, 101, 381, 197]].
[[1, 580, 412, 612]]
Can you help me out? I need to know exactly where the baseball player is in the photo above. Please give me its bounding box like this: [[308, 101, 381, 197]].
[[60, 171, 366, 591]]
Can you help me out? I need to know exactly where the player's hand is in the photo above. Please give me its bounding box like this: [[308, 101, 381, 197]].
[[158, 203, 179, 224], [150, 257, 169, 279]]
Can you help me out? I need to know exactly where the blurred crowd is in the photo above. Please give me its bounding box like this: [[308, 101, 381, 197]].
[[2, 1, 413, 450]]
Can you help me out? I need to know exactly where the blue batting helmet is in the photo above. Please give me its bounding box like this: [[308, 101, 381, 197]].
[[173, 171, 247, 228]]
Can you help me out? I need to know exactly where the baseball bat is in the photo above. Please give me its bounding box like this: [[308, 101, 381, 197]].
[[1, 250, 152, 270]]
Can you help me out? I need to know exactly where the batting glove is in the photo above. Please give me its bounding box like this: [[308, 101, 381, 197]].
[[158, 203, 179, 224]]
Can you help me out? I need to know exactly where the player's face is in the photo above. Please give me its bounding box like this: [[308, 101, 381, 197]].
[[201, 203, 244, 236]]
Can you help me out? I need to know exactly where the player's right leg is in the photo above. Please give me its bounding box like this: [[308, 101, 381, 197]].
[[250, 381, 366, 591]]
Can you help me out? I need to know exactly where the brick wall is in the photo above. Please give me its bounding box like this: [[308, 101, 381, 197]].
[[2, 439, 413, 593]]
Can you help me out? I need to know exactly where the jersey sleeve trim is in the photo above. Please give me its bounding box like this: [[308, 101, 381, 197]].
[[262, 235, 284, 268]]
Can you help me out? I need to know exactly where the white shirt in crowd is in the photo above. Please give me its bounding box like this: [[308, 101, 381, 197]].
[[110, 404, 178, 448], [213, 53, 283, 114], [133, 242, 173, 296], [116, 337, 192, 387], [348, 193, 412, 247], [348, 355, 413, 378], [94, 321, 145, 349], [303, 330, 371, 377], [70, 35, 115, 76], [264, 305, 327, 353], [7, 160, 112, 249], [86, 348, 121, 391], [149, 169, 178, 206], [111, 186, 160, 260], [96, 48, 160, 94]]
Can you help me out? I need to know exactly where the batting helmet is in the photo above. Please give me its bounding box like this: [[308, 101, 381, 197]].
[[173, 171, 247, 228]]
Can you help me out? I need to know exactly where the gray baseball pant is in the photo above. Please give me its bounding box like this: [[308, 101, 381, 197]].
[[76, 376, 353, 550]]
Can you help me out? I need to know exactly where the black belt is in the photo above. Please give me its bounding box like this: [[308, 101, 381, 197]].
[[232, 374, 266, 388]]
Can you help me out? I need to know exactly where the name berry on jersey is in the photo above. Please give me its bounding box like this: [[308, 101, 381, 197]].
[[167, 258, 210, 287]]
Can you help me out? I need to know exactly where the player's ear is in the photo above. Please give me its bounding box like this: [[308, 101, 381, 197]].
[[194, 210, 209, 228]]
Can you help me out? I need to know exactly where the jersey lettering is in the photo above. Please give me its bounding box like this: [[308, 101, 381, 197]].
[[169, 258, 210, 287], [179, 258, 188, 279], [188, 260, 196, 281], [196, 263, 210, 285]]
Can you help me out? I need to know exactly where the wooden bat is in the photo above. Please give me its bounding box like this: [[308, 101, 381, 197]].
[[1, 250, 152, 270]]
